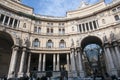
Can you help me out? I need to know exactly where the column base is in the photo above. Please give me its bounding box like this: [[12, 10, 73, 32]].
[[7, 73, 15, 79], [52, 71, 61, 77], [110, 68, 118, 76], [18, 72, 24, 78], [26, 72, 30, 77], [37, 72, 46, 78], [68, 71, 77, 78], [79, 71, 85, 78]]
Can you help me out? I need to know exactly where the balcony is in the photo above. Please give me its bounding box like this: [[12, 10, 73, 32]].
[[29, 47, 70, 53]]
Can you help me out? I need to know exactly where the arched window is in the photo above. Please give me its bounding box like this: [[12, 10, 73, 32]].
[[34, 26, 37, 33], [51, 28, 53, 33], [33, 39, 40, 47], [47, 28, 49, 33], [114, 15, 120, 21], [102, 19, 106, 24], [62, 28, 65, 34], [23, 23, 26, 28], [38, 27, 41, 33], [59, 40, 66, 48], [47, 40, 53, 48], [59, 28, 61, 34]]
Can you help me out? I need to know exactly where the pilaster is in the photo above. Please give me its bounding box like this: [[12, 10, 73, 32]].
[[70, 48, 77, 77], [104, 43, 118, 76], [8, 46, 19, 79], [76, 47, 85, 77], [18, 47, 27, 78]]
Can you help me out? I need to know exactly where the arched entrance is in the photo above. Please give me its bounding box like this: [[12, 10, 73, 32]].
[[81, 36, 106, 77], [0, 31, 14, 77]]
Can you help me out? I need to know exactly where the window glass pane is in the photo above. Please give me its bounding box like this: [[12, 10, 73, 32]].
[[47, 40, 53, 48], [33, 39, 40, 47], [59, 40, 65, 48]]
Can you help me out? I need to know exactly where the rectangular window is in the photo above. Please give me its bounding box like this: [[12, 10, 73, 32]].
[[93, 21, 97, 29], [86, 23, 89, 31], [9, 18, 13, 27], [14, 19, 18, 28], [89, 22, 93, 30], [82, 24, 85, 32], [4, 16, 9, 25], [0, 14, 4, 23], [79, 24, 82, 32]]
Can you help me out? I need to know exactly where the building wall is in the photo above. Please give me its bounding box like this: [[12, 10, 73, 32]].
[[0, 0, 120, 78]]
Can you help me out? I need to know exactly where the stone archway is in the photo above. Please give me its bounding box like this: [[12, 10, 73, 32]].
[[80, 36, 106, 77], [0, 31, 14, 77], [81, 36, 102, 50]]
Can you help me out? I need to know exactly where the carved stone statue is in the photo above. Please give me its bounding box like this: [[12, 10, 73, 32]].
[[24, 37, 30, 47], [103, 33, 108, 43], [76, 39, 80, 47], [15, 34, 21, 45], [110, 31, 116, 41], [16, 37, 20, 45], [71, 39, 74, 47]]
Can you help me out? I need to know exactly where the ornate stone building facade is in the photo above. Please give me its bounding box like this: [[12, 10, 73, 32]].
[[0, 0, 120, 79]]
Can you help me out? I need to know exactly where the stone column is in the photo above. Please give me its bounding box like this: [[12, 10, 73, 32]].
[[88, 22, 91, 31], [92, 21, 95, 30], [27, 53, 31, 76], [7, 17, 10, 26], [38, 53, 42, 71], [81, 24, 84, 33], [16, 20, 20, 28], [103, 48, 110, 74], [56, 54, 60, 71], [18, 47, 27, 77], [67, 53, 70, 71], [76, 47, 85, 77], [42, 54, 46, 71], [110, 47, 118, 70], [77, 25, 80, 32], [113, 42, 120, 69], [8, 46, 19, 79], [53, 54, 56, 71], [96, 20, 99, 29], [70, 48, 77, 77], [104, 43, 118, 76], [2, 15, 6, 25]]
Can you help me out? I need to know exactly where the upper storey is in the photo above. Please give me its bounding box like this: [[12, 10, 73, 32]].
[[0, 0, 120, 36], [0, 0, 33, 14], [0, 0, 119, 20], [67, 1, 106, 18]]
